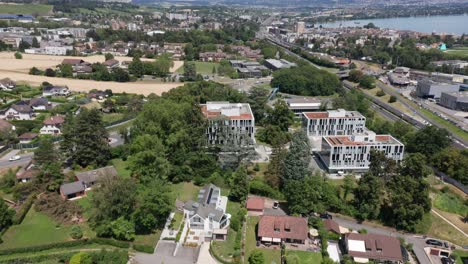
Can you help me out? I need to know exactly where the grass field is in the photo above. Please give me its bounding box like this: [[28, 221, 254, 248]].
[[176, 61, 220, 75], [0, 4, 52, 15], [102, 113, 125, 125], [445, 47, 468, 57], [134, 230, 161, 248], [111, 158, 132, 178], [211, 228, 239, 262], [170, 182, 201, 203], [285, 250, 322, 264], [433, 192, 468, 216], [427, 212, 468, 246], [362, 87, 409, 114], [453, 249, 468, 264], [0, 207, 94, 249]]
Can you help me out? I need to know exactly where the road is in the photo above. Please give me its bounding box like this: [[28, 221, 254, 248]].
[[0, 152, 33, 168], [333, 215, 432, 264]]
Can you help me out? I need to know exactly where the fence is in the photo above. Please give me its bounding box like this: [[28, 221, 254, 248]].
[[433, 168, 468, 195]]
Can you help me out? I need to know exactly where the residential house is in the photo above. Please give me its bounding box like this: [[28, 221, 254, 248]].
[[103, 59, 120, 70], [199, 51, 228, 62], [2, 104, 33, 120], [18, 132, 38, 144], [246, 197, 265, 216], [75, 166, 118, 189], [42, 86, 70, 97], [344, 233, 404, 263], [0, 119, 14, 133], [40, 115, 65, 135], [257, 215, 308, 244], [201, 102, 255, 147], [324, 219, 347, 235], [61, 58, 85, 66], [0, 78, 16, 91], [16, 161, 39, 183], [60, 181, 86, 200], [183, 184, 230, 242], [29, 97, 50, 111]]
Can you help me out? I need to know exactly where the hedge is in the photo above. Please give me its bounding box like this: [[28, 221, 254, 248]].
[[0, 252, 74, 263], [0, 238, 130, 256], [12, 193, 36, 225], [132, 244, 154, 254]]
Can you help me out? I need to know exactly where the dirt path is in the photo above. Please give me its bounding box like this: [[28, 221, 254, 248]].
[[431, 209, 468, 238]]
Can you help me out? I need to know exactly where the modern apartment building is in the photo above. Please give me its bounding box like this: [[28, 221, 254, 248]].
[[201, 102, 255, 147], [318, 129, 405, 173], [302, 109, 366, 136]]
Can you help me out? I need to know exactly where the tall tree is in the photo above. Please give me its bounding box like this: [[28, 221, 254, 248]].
[[0, 199, 14, 232], [248, 250, 265, 264], [265, 99, 295, 131], [34, 137, 59, 166], [183, 61, 197, 81], [406, 126, 451, 158], [128, 56, 144, 78], [264, 146, 287, 188], [353, 172, 383, 220], [104, 53, 114, 61], [282, 131, 310, 181], [229, 166, 249, 203]]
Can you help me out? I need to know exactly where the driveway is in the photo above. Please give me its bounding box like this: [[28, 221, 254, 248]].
[[134, 241, 199, 264]]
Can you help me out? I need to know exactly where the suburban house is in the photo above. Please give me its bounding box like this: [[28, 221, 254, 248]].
[[29, 97, 50, 111], [257, 215, 308, 245], [344, 233, 404, 263], [40, 115, 65, 135], [246, 197, 265, 216], [42, 86, 70, 97], [60, 165, 118, 200], [183, 184, 230, 242], [2, 104, 33, 120], [0, 78, 16, 91], [302, 109, 366, 137], [201, 101, 255, 147], [0, 119, 14, 133], [103, 59, 120, 69], [61, 58, 86, 66], [60, 181, 86, 200], [75, 166, 118, 189], [16, 161, 39, 183], [18, 132, 38, 144], [318, 129, 405, 173], [199, 51, 229, 62]]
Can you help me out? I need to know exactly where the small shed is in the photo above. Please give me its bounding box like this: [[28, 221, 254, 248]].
[[246, 197, 265, 216]]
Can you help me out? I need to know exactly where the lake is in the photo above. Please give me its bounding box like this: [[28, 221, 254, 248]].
[[317, 14, 468, 35]]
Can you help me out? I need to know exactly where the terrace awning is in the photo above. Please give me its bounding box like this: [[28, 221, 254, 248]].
[[261, 237, 272, 242], [272, 238, 281, 243]]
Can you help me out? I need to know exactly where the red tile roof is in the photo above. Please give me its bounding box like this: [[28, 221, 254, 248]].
[[43, 115, 65, 125], [303, 112, 328, 119], [258, 215, 308, 241], [324, 219, 341, 234], [346, 233, 403, 262], [246, 197, 264, 211], [62, 59, 85, 65], [18, 132, 38, 140]]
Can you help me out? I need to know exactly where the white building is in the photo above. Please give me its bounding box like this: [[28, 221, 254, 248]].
[[302, 109, 366, 136], [45, 45, 73, 56], [318, 129, 405, 173], [1, 104, 33, 120], [285, 98, 321, 116], [42, 86, 70, 97], [201, 102, 255, 147], [183, 184, 230, 243], [40, 115, 65, 135]]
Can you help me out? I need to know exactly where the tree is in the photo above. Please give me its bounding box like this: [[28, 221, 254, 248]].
[[70, 225, 83, 239], [212, 65, 217, 74], [265, 100, 294, 131], [14, 52, 22, 59], [104, 53, 114, 61], [132, 180, 172, 233], [432, 148, 468, 185], [183, 61, 197, 81], [128, 56, 144, 78], [59, 64, 73, 78], [388, 95, 397, 103], [359, 75, 375, 89], [32, 37, 40, 48], [256, 125, 290, 147], [353, 172, 383, 220], [110, 217, 135, 241], [112, 68, 130, 82], [342, 175, 356, 200], [400, 153, 430, 179], [153, 53, 173, 77], [406, 126, 451, 158], [0, 199, 14, 232], [34, 137, 59, 166], [265, 146, 287, 188], [70, 252, 92, 264], [282, 131, 310, 181], [18, 40, 30, 52], [248, 250, 265, 264], [61, 109, 110, 167], [229, 166, 249, 203], [348, 69, 364, 83], [29, 67, 42, 75], [45, 68, 56, 77]]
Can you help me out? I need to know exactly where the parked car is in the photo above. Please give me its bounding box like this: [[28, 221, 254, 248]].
[[441, 257, 454, 264], [444, 241, 449, 248], [8, 155, 21, 162], [320, 213, 333, 219], [426, 239, 443, 247]]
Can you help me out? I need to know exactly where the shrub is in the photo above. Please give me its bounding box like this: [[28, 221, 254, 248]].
[[132, 244, 154, 253], [14, 52, 22, 59], [358, 228, 368, 234], [0, 239, 90, 255], [388, 95, 397, 103], [91, 238, 130, 248], [12, 193, 36, 225], [70, 225, 83, 239], [359, 75, 376, 89], [249, 179, 284, 200], [376, 89, 385, 97]]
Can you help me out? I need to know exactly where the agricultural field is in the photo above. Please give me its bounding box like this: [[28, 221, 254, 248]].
[[0, 4, 52, 15], [445, 47, 468, 57]]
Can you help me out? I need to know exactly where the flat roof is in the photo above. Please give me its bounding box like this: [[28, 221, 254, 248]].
[[200, 102, 253, 120], [324, 134, 402, 147], [303, 109, 364, 119]]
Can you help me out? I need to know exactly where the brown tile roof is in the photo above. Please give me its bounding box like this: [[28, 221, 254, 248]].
[[258, 215, 308, 241], [324, 219, 341, 234], [346, 233, 403, 262], [246, 197, 264, 211], [62, 59, 85, 65], [102, 59, 119, 66], [43, 115, 65, 126], [0, 119, 13, 131], [16, 168, 39, 179], [18, 132, 38, 140]]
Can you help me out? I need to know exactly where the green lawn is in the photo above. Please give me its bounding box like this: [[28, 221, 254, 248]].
[[134, 230, 162, 248], [244, 216, 280, 264], [419, 108, 468, 142], [170, 182, 201, 203], [111, 158, 131, 178], [176, 61, 220, 75], [102, 113, 125, 125], [211, 228, 238, 262], [0, 4, 52, 15], [76, 192, 93, 219], [445, 47, 468, 57], [0, 207, 94, 249], [170, 211, 184, 230], [433, 192, 468, 216], [453, 249, 468, 264], [285, 250, 322, 264]]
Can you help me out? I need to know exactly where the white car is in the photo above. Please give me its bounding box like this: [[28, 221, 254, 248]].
[[9, 155, 21, 162]]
